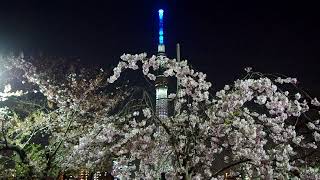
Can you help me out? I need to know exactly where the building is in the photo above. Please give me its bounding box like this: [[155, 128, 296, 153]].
[[155, 9, 169, 119]]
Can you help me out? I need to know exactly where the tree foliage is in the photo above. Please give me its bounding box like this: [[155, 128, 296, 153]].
[[0, 54, 319, 179]]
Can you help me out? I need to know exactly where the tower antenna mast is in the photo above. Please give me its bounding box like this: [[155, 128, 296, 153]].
[[157, 9, 165, 55]]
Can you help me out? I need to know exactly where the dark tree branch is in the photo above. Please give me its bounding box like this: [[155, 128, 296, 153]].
[[0, 144, 28, 164], [290, 150, 317, 163], [212, 159, 251, 177]]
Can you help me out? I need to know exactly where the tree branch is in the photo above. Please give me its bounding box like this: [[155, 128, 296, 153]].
[[212, 159, 251, 177], [0, 144, 29, 164], [290, 150, 317, 163]]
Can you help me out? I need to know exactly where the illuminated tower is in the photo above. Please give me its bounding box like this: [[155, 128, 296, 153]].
[[157, 9, 165, 55], [155, 9, 169, 119]]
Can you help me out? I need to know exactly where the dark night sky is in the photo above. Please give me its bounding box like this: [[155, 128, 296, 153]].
[[0, 1, 319, 95]]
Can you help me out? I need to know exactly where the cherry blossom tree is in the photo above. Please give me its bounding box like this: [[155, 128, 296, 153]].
[[1, 53, 320, 179], [103, 53, 320, 179], [0, 55, 128, 178]]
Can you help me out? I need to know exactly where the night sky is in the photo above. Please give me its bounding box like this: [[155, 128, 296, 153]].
[[0, 1, 319, 95]]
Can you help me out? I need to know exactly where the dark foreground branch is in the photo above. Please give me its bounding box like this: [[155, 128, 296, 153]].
[[212, 159, 251, 177], [0, 144, 28, 164]]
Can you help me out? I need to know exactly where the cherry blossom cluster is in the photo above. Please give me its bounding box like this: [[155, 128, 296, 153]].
[[0, 84, 24, 101], [206, 76, 320, 179], [107, 53, 212, 112]]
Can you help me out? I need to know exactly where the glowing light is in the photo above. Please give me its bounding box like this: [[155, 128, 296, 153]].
[[156, 87, 167, 99], [159, 35, 164, 44], [158, 9, 164, 45], [159, 29, 164, 36], [158, 9, 164, 19]]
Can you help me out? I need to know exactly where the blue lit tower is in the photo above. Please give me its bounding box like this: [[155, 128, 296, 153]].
[[155, 9, 169, 119], [157, 9, 165, 55]]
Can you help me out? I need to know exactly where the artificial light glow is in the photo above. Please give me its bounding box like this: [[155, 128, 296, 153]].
[[159, 35, 164, 44], [159, 29, 164, 36], [158, 9, 164, 19], [158, 9, 164, 45], [156, 87, 168, 99]]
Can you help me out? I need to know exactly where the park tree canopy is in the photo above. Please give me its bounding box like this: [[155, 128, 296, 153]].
[[0, 54, 320, 179]]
